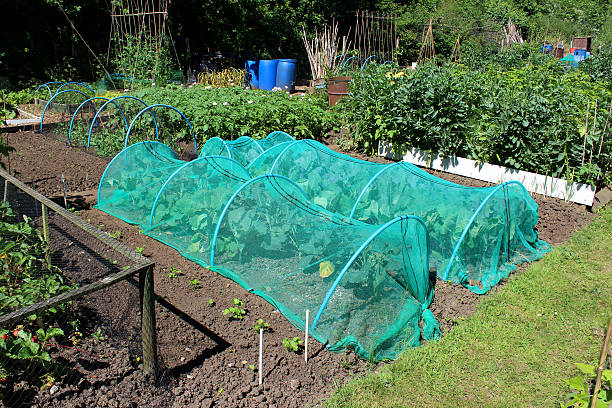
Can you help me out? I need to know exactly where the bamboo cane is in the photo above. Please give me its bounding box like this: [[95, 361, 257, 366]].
[[590, 317, 612, 408]]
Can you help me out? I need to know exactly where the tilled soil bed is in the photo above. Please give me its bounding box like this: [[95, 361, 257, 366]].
[[0, 130, 596, 407]]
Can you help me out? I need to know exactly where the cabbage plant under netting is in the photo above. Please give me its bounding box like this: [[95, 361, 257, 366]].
[[246, 139, 550, 293], [97, 132, 549, 359], [97, 142, 440, 360]]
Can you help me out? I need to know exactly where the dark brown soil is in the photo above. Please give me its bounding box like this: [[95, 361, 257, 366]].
[[0, 130, 596, 407]]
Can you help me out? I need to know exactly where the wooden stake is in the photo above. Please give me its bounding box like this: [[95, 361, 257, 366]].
[[258, 328, 263, 385], [61, 173, 68, 209], [590, 317, 612, 408], [304, 309, 309, 363], [597, 102, 612, 159], [589, 99, 598, 164], [140, 264, 158, 378], [582, 99, 590, 166]]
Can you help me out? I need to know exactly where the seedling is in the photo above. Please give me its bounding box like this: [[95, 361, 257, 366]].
[[107, 230, 121, 239], [168, 267, 182, 279], [208, 298, 215, 307], [253, 318, 270, 332], [223, 298, 246, 320], [282, 337, 303, 353], [135, 246, 144, 254], [92, 328, 105, 342], [248, 363, 255, 372], [189, 278, 201, 290]]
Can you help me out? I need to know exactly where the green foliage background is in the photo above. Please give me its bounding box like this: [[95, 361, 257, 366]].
[[1, 0, 610, 88]]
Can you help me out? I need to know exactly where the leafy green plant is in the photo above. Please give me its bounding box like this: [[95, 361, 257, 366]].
[[107, 230, 121, 239], [189, 278, 200, 290], [92, 328, 105, 342], [0, 136, 14, 170], [253, 318, 270, 332], [208, 298, 215, 307], [248, 363, 256, 372], [223, 298, 246, 320], [282, 337, 303, 353], [562, 362, 612, 408], [345, 59, 612, 187], [135, 246, 144, 254], [168, 266, 182, 279], [0, 327, 64, 365]]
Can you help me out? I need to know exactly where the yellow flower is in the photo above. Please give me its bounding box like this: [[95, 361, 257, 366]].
[[393, 71, 405, 79], [390, 81, 395, 85]]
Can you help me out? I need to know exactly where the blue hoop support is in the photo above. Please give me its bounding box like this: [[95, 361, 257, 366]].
[[266, 130, 294, 141], [200, 136, 232, 158], [269, 139, 307, 173], [442, 181, 527, 282], [361, 55, 381, 71], [35, 81, 63, 99], [68, 97, 129, 145], [87, 96, 157, 148], [209, 174, 309, 266], [349, 162, 401, 218], [230, 136, 265, 153], [311, 214, 429, 329], [341, 56, 362, 73], [97, 141, 179, 204], [125, 104, 197, 154], [54, 82, 95, 96], [247, 140, 294, 170], [39, 89, 90, 132], [148, 155, 250, 228]]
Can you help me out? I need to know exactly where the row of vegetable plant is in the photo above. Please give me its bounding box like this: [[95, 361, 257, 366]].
[[0, 201, 76, 390], [343, 50, 612, 187]]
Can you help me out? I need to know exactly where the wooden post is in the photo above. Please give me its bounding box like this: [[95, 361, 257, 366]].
[[140, 264, 158, 378], [3, 179, 8, 202], [41, 203, 50, 242]]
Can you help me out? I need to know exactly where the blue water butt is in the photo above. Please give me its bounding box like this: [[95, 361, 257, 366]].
[[276, 59, 297, 91], [245, 60, 259, 89], [258, 59, 279, 90]]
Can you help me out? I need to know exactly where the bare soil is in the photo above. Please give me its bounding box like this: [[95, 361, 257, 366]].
[[0, 130, 596, 408]]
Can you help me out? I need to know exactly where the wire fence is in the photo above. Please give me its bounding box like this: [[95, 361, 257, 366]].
[[0, 168, 159, 407]]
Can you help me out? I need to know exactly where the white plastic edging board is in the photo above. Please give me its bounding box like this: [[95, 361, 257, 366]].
[[378, 141, 597, 206]]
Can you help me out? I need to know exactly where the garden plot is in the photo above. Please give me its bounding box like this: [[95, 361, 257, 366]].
[[0, 129, 595, 407]]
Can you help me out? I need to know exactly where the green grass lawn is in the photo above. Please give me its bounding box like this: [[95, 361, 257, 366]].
[[326, 207, 612, 408]]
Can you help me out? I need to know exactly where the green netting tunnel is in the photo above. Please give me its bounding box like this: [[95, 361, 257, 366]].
[[96, 133, 549, 359], [199, 131, 295, 166], [247, 139, 550, 293]]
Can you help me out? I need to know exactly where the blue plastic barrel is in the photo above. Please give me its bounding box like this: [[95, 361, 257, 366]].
[[245, 60, 259, 89], [276, 59, 297, 91], [258, 59, 279, 91]]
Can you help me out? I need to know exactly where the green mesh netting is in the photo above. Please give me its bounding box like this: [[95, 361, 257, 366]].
[[96, 133, 549, 360], [199, 132, 295, 167], [247, 139, 550, 293]]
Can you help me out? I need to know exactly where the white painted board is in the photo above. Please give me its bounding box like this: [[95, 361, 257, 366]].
[[378, 141, 596, 206]]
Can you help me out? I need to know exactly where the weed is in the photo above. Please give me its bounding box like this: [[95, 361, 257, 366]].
[[282, 337, 303, 353], [189, 278, 200, 290], [562, 363, 612, 408], [253, 318, 270, 332], [208, 298, 215, 307], [135, 246, 144, 254], [92, 328, 105, 342], [223, 298, 246, 320], [107, 230, 120, 239], [168, 266, 182, 279], [248, 363, 255, 372]]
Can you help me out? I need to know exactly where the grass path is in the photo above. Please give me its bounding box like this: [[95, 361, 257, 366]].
[[326, 207, 612, 408]]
